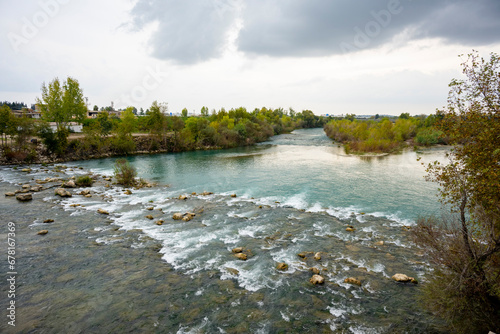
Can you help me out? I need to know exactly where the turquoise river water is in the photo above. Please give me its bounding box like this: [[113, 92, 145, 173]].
[[0, 128, 450, 333]]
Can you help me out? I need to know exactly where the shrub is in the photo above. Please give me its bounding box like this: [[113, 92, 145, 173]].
[[415, 127, 444, 146], [75, 175, 93, 187], [113, 159, 137, 187]]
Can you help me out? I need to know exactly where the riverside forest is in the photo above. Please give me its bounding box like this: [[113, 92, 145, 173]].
[[0, 51, 499, 333]]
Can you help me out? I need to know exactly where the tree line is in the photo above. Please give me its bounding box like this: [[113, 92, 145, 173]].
[[0, 77, 329, 162], [323, 112, 446, 153]]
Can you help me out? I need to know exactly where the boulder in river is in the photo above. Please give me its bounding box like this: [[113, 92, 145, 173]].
[[314, 252, 322, 260], [310, 267, 320, 275], [37, 230, 48, 235], [310, 275, 325, 285], [63, 180, 76, 188], [344, 277, 362, 286], [5, 192, 15, 197], [145, 215, 154, 220], [232, 247, 244, 253], [97, 208, 109, 215], [178, 195, 188, 200], [43, 219, 54, 223], [172, 213, 183, 220], [55, 188, 72, 197], [231, 194, 237, 198], [391, 273, 418, 284], [234, 253, 247, 261], [277, 263, 288, 271], [16, 193, 33, 201]]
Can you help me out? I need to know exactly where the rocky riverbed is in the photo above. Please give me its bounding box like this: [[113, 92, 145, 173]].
[[0, 163, 447, 333]]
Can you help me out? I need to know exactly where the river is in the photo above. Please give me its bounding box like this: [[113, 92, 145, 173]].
[[0, 128, 449, 333]]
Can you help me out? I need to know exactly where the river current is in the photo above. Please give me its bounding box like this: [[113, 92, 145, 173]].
[[0, 128, 449, 333]]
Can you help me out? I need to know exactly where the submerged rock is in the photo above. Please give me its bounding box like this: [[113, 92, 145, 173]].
[[392, 273, 418, 284], [124, 189, 133, 195], [310, 267, 320, 275], [232, 247, 244, 253], [16, 193, 33, 201], [310, 275, 325, 285], [225, 267, 240, 275], [277, 262, 288, 271], [146, 206, 154, 211], [344, 277, 362, 286]]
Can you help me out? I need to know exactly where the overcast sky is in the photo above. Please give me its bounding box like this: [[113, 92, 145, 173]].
[[1, 0, 500, 116]]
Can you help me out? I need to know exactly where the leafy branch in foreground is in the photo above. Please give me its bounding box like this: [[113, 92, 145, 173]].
[[412, 51, 500, 333]]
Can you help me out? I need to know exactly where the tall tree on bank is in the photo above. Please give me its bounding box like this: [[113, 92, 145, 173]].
[[37, 77, 87, 133], [412, 51, 500, 333]]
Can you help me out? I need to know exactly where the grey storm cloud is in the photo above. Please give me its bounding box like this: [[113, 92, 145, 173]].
[[130, 0, 500, 63]]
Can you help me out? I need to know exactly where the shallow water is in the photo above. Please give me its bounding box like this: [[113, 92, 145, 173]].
[[0, 128, 449, 333]]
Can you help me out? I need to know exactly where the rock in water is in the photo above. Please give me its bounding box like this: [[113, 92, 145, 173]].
[[97, 208, 109, 215], [344, 277, 362, 286], [392, 273, 418, 284], [55, 188, 72, 197], [276, 263, 288, 271], [63, 180, 76, 188], [37, 230, 48, 235], [232, 247, 244, 253], [314, 252, 321, 260], [310, 267, 320, 275], [310, 275, 325, 285], [5, 192, 15, 197], [16, 193, 32, 201], [178, 195, 188, 200], [43, 219, 54, 223], [234, 253, 247, 260], [172, 213, 183, 220], [145, 215, 154, 220]]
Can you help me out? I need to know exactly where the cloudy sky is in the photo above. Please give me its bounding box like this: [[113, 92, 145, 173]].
[[1, 0, 500, 116]]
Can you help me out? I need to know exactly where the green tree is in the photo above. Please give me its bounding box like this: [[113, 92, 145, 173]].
[[399, 112, 410, 119], [413, 51, 500, 333], [0, 105, 16, 146], [38, 77, 87, 131], [200, 106, 209, 117], [96, 111, 113, 136], [111, 107, 137, 154], [93, 105, 98, 111], [181, 108, 188, 118]]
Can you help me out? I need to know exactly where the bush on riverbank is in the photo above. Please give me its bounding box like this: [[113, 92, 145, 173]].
[[324, 115, 444, 153]]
